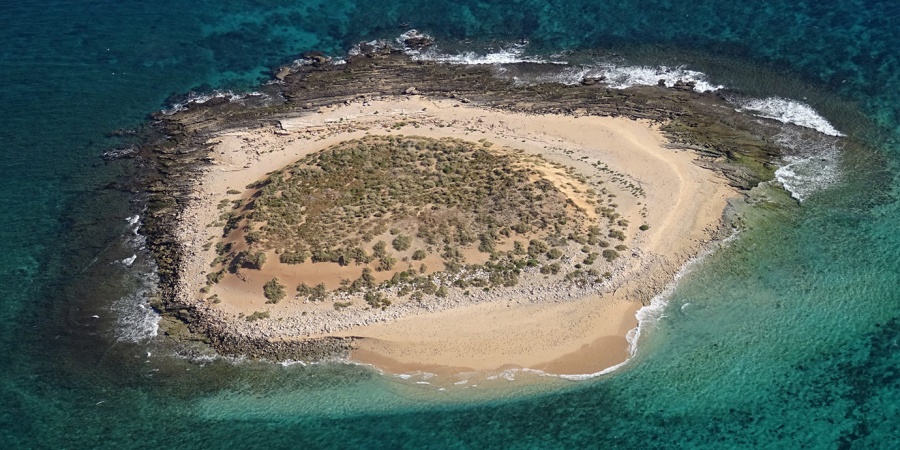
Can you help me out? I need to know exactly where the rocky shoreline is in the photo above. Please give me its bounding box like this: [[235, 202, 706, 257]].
[[134, 42, 786, 363]]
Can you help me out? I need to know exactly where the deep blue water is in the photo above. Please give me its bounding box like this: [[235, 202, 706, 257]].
[[1, 0, 898, 448]]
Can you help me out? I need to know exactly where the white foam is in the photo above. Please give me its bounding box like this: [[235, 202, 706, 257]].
[[557, 360, 629, 381], [533, 64, 723, 93], [347, 39, 391, 57], [486, 369, 519, 381], [410, 44, 562, 65], [162, 91, 268, 115], [279, 360, 307, 367], [395, 29, 433, 52], [736, 96, 845, 137], [111, 223, 161, 343], [112, 269, 160, 343], [772, 129, 843, 201]]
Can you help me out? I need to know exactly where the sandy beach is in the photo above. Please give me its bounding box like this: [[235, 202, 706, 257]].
[[172, 95, 736, 377]]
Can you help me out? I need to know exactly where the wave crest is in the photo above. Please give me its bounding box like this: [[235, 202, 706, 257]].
[[736, 96, 845, 137], [410, 44, 561, 65], [534, 65, 723, 93]]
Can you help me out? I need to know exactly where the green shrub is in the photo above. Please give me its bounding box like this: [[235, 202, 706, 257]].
[[540, 262, 561, 275], [511, 223, 530, 234], [215, 241, 233, 255], [420, 281, 438, 295], [360, 267, 376, 287], [246, 311, 270, 322], [232, 250, 267, 271], [364, 291, 391, 309], [639, 224, 650, 231], [378, 254, 397, 271], [412, 249, 427, 260], [602, 249, 620, 262], [244, 231, 263, 245], [247, 251, 267, 269], [527, 239, 549, 258], [206, 270, 225, 285], [279, 250, 309, 264], [333, 301, 352, 310], [478, 235, 495, 253], [372, 241, 387, 258], [513, 241, 526, 255], [263, 278, 286, 304], [313, 283, 327, 301], [392, 234, 412, 251]]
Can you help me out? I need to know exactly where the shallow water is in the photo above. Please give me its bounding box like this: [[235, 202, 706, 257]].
[[1, 0, 898, 447]]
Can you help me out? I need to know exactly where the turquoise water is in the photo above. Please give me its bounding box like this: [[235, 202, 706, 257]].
[[1, 0, 899, 447]]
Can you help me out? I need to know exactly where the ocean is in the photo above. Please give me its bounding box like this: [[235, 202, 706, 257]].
[[1, 0, 898, 447]]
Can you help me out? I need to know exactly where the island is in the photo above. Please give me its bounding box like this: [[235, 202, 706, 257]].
[[137, 41, 781, 376]]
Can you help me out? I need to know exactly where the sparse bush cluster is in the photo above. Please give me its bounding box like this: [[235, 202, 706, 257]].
[[204, 136, 632, 303], [296, 282, 327, 302]]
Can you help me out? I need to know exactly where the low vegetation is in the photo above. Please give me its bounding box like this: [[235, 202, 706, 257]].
[[207, 136, 635, 305], [245, 310, 270, 322]]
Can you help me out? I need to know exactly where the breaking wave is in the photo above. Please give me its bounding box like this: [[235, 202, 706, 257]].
[[410, 44, 561, 65], [772, 128, 844, 201], [111, 215, 160, 343], [736, 96, 845, 137], [533, 64, 723, 93]]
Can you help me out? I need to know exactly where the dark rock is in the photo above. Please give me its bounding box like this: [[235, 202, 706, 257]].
[[400, 30, 434, 50], [301, 51, 329, 67], [672, 79, 696, 91]]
